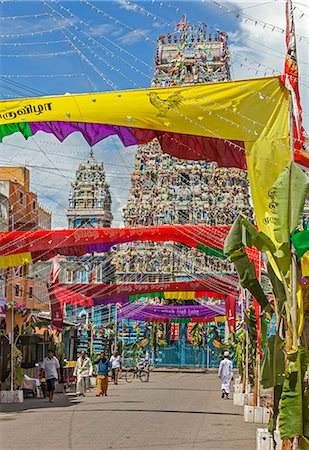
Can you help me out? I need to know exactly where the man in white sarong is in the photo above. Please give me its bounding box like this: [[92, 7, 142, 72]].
[[218, 351, 233, 399], [74, 351, 93, 397]]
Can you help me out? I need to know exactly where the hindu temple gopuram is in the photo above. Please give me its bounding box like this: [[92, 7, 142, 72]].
[[114, 23, 252, 284]]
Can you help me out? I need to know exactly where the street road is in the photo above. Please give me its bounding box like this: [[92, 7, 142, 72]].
[[0, 372, 259, 450]]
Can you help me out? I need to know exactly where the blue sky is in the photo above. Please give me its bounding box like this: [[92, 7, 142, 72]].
[[0, 1, 308, 228]]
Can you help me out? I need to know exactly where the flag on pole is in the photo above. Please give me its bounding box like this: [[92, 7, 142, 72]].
[[282, 0, 305, 151], [177, 15, 187, 31], [50, 255, 61, 284]]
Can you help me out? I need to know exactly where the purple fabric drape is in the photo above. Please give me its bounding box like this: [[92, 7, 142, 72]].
[[30, 122, 139, 147], [86, 242, 117, 253], [117, 304, 227, 320]]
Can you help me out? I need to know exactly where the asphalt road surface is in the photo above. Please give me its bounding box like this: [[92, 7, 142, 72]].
[[0, 372, 259, 450]]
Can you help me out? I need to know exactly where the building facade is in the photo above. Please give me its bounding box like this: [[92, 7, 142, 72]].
[[0, 167, 52, 316], [0, 167, 53, 379]]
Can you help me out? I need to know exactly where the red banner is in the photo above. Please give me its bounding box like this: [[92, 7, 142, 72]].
[[0, 224, 229, 259], [49, 286, 64, 329], [170, 323, 179, 340], [187, 322, 193, 341]]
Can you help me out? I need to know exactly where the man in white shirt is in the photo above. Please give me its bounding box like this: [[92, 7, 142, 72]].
[[73, 351, 93, 397], [110, 351, 122, 385], [41, 349, 60, 402]]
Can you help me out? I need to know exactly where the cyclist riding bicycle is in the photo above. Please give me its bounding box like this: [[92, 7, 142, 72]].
[[137, 349, 150, 371]]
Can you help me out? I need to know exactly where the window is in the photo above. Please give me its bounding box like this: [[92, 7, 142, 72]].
[[32, 201, 36, 211], [15, 284, 20, 297], [178, 210, 190, 224], [28, 286, 33, 299], [19, 191, 24, 205], [67, 270, 73, 283], [180, 173, 190, 185]]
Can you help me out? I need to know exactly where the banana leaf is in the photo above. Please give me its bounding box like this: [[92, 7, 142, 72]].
[[300, 348, 309, 440], [242, 218, 276, 253], [267, 262, 286, 313], [224, 215, 243, 254], [269, 385, 283, 435], [261, 334, 285, 389], [260, 316, 268, 350], [273, 162, 309, 245], [225, 216, 272, 313], [231, 252, 272, 313], [279, 347, 309, 440]]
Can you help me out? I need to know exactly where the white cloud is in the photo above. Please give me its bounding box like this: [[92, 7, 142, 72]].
[[117, 28, 150, 45], [114, 0, 139, 11], [221, 1, 309, 131], [87, 23, 118, 36]]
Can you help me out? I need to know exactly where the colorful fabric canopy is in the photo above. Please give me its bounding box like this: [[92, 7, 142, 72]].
[[0, 224, 229, 268], [0, 76, 304, 255], [129, 290, 226, 301], [0, 77, 295, 160], [54, 278, 238, 305]]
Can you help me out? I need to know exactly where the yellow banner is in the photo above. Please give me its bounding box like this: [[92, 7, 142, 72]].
[[0, 252, 32, 269], [164, 292, 196, 300], [0, 77, 288, 142]]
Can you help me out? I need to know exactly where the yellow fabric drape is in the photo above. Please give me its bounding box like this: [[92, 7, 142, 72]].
[[215, 316, 227, 323], [0, 77, 288, 142], [0, 252, 32, 269], [164, 292, 196, 300]]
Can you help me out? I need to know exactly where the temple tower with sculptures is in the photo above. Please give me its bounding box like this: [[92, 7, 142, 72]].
[[113, 22, 253, 367], [114, 22, 252, 284]]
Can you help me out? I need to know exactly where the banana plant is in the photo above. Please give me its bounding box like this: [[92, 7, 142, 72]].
[[224, 162, 309, 445]]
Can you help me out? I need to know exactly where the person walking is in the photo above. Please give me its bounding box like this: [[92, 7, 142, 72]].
[[40, 349, 60, 403], [74, 351, 93, 397], [93, 352, 111, 397], [218, 351, 233, 399], [110, 351, 122, 385]]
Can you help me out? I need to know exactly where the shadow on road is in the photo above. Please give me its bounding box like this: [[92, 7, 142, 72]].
[[0, 394, 80, 414], [124, 387, 219, 392], [56, 407, 242, 417]]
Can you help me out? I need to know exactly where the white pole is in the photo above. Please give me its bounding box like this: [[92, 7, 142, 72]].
[[10, 209, 14, 393], [90, 306, 94, 355], [114, 305, 118, 352]]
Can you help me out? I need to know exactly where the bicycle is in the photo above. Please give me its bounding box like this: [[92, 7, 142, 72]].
[[125, 365, 150, 383]]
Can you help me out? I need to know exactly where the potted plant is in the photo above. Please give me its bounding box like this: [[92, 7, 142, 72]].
[[0, 345, 25, 403]]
